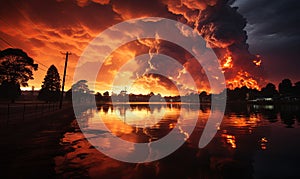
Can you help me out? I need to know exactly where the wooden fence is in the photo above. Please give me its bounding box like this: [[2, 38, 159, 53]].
[[0, 102, 61, 126]]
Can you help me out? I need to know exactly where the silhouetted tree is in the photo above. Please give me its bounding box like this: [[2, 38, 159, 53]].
[[240, 86, 249, 100], [199, 91, 210, 103], [103, 91, 110, 102], [295, 81, 300, 88], [65, 88, 72, 101], [67, 80, 93, 103], [228, 87, 249, 101], [38, 65, 61, 102], [72, 80, 90, 93], [0, 48, 38, 101], [199, 91, 207, 97], [279, 79, 293, 96], [293, 81, 300, 97], [261, 83, 278, 98], [149, 92, 163, 102], [0, 81, 21, 101], [247, 88, 261, 100], [95, 92, 102, 101], [103, 91, 109, 96]]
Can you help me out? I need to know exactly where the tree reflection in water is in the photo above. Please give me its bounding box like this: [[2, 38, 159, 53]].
[[55, 103, 300, 178]]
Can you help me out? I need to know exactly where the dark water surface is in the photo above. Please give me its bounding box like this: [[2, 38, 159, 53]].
[[55, 103, 300, 178]]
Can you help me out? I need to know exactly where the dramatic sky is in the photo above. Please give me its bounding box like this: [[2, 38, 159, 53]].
[[231, 0, 300, 85], [0, 0, 299, 95]]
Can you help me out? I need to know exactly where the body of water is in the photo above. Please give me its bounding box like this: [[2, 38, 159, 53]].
[[55, 103, 300, 178]]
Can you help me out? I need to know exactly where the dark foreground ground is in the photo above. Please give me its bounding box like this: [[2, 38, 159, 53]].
[[0, 105, 75, 178]]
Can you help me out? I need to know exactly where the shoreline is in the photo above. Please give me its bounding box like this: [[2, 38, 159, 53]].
[[0, 105, 75, 178]]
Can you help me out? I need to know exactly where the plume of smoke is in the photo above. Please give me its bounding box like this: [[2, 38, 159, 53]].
[[163, 0, 264, 89], [95, 0, 264, 90]]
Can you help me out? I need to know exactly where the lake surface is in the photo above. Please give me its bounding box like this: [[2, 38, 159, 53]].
[[55, 103, 300, 178]]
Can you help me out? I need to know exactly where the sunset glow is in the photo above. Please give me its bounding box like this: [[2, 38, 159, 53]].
[[0, 0, 269, 95]]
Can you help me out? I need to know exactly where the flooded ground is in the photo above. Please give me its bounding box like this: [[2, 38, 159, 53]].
[[55, 103, 300, 178]]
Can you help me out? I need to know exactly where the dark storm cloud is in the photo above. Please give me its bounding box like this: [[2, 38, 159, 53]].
[[23, 0, 119, 31], [164, 0, 264, 89], [232, 0, 300, 83], [111, 0, 176, 20]]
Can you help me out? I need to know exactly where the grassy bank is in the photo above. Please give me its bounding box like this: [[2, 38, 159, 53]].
[[0, 104, 76, 178]]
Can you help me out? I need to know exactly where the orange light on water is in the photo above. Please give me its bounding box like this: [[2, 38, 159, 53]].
[[222, 134, 237, 149], [261, 137, 268, 143], [260, 137, 268, 150]]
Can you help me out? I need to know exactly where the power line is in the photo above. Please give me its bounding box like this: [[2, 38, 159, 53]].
[[0, 13, 51, 71], [0, 37, 14, 47], [34, 60, 49, 69], [0, 8, 64, 73], [0, 36, 50, 70], [37, 66, 47, 71]]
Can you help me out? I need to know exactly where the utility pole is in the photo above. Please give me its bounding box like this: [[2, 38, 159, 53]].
[[59, 52, 71, 109]]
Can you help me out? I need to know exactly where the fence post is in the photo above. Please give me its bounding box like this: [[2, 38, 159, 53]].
[[35, 103, 38, 120], [23, 103, 25, 121], [7, 104, 10, 125], [41, 103, 44, 118]]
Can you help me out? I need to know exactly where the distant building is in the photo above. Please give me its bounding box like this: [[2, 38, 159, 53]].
[[120, 89, 127, 97], [19, 90, 39, 101]]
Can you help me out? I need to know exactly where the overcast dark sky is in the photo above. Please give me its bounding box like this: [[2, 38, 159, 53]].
[[232, 0, 300, 84]]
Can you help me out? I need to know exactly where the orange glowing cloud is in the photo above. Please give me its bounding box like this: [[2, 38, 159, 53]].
[[130, 74, 179, 96], [90, 37, 211, 95], [0, 0, 121, 90], [0, 0, 265, 94]]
